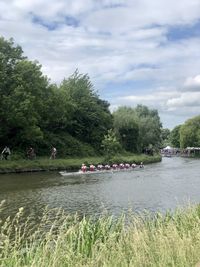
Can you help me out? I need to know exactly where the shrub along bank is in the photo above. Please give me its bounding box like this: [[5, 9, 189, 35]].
[[0, 154, 161, 174]]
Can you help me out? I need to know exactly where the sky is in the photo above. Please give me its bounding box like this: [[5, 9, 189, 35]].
[[1, 0, 200, 129]]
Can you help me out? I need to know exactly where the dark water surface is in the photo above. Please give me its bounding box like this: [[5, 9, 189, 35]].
[[0, 157, 200, 218]]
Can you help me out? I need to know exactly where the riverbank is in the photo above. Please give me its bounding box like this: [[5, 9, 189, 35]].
[[1, 203, 200, 267], [0, 153, 161, 174]]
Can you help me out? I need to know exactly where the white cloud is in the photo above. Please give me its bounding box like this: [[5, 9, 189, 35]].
[[183, 75, 200, 91], [111, 82, 200, 126], [167, 92, 200, 108], [83, 0, 200, 33], [1, 0, 200, 127]]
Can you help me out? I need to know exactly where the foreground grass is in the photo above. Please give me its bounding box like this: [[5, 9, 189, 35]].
[[0, 154, 161, 173], [1, 202, 200, 267]]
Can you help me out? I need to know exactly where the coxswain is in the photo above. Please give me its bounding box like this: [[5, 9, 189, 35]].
[[139, 162, 144, 168], [81, 164, 87, 172]]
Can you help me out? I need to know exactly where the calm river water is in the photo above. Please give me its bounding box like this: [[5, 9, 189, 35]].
[[0, 157, 200, 218]]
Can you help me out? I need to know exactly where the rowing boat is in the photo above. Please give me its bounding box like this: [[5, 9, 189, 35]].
[[59, 167, 143, 176]]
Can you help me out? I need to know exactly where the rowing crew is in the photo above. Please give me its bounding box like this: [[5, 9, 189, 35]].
[[81, 162, 144, 172]]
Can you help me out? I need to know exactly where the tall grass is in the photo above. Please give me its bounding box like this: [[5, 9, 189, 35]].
[[1, 201, 200, 267]]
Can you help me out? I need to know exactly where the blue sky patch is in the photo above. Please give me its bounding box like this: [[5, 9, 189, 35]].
[[130, 63, 158, 70], [167, 20, 200, 41], [30, 13, 59, 30], [30, 13, 79, 30], [102, 3, 126, 9], [64, 16, 79, 27]]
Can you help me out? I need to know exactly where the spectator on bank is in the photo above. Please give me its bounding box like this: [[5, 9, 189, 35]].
[[27, 147, 36, 160], [1, 146, 11, 160], [50, 147, 57, 159]]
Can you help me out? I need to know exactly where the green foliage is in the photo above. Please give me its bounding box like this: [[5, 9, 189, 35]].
[[0, 41, 49, 148], [170, 125, 181, 148], [180, 115, 200, 148], [101, 129, 122, 158], [135, 105, 162, 151], [0, 37, 163, 157], [0, 38, 112, 156], [60, 71, 113, 149], [113, 105, 162, 153], [113, 106, 139, 152], [41, 132, 96, 157], [161, 128, 171, 147]]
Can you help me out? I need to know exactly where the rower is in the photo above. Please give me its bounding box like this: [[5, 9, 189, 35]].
[[89, 164, 96, 171], [125, 163, 130, 169], [119, 163, 124, 169], [104, 164, 111, 170], [131, 163, 136, 168], [112, 163, 118, 170], [81, 164, 87, 172], [97, 164, 103, 170]]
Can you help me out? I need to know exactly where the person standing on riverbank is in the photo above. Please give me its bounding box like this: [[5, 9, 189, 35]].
[[27, 147, 36, 160], [50, 147, 57, 159], [1, 146, 11, 160]]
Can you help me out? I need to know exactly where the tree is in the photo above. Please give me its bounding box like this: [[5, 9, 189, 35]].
[[180, 116, 200, 148], [0, 37, 25, 145], [135, 105, 162, 151], [0, 36, 165, 157], [170, 125, 181, 148], [0, 37, 113, 155], [0, 59, 52, 148], [60, 70, 113, 149], [113, 106, 139, 152], [113, 105, 162, 153], [161, 128, 171, 147], [101, 129, 122, 157]]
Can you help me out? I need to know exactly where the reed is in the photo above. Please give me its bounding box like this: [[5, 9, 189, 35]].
[[1, 201, 200, 267]]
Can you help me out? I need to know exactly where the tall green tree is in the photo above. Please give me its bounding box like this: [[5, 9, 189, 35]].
[[180, 116, 200, 148], [0, 37, 24, 145], [0, 59, 51, 148], [60, 71, 113, 149], [135, 105, 162, 151], [113, 106, 139, 152], [113, 105, 162, 152], [161, 128, 171, 147], [170, 125, 181, 148]]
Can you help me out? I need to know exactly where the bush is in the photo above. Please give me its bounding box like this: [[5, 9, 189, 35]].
[[34, 132, 96, 157]]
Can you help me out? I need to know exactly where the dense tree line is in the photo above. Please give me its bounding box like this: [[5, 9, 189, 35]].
[[0, 37, 163, 157], [113, 105, 162, 153], [163, 116, 200, 149]]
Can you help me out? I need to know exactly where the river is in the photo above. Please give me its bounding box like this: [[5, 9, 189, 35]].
[[0, 157, 200, 218]]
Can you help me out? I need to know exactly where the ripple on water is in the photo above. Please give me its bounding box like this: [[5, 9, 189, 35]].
[[0, 157, 200, 218]]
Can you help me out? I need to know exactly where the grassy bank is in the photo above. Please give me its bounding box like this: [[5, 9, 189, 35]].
[[0, 154, 161, 173], [1, 202, 200, 267]]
